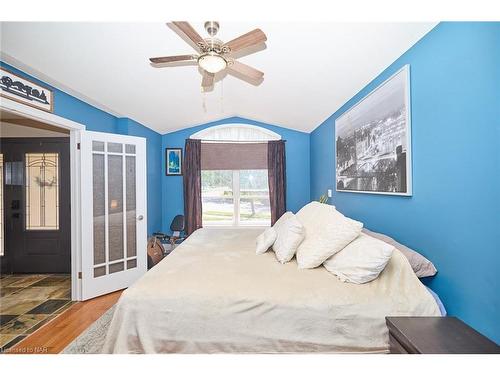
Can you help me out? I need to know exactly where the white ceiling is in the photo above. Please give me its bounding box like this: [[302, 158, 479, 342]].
[[0, 22, 437, 134]]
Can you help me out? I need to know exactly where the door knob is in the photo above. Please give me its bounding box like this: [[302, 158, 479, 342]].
[[137, 215, 144, 221]]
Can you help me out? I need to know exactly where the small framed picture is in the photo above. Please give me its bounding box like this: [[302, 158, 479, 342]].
[[166, 148, 182, 176]]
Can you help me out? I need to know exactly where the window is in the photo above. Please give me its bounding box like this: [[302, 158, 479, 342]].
[[195, 124, 277, 228], [202, 169, 271, 226], [192, 124, 281, 142], [201, 170, 234, 224], [238, 170, 271, 225], [25, 153, 60, 230]]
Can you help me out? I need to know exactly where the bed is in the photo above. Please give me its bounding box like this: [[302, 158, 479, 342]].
[[102, 228, 441, 353]]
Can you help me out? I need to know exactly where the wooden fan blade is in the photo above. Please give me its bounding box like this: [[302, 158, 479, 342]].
[[227, 60, 264, 81], [201, 70, 215, 88], [171, 21, 206, 49], [224, 29, 267, 53], [149, 55, 195, 64]]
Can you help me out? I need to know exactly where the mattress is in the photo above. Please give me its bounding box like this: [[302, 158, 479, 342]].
[[426, 287, 447, 316], [102, 228, 440, 353]]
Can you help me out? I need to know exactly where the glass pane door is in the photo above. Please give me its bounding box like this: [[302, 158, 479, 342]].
[[91, 141, 137, 279], [81, 130, 147, 300]]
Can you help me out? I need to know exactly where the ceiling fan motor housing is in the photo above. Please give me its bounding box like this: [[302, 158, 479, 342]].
[[200, 37, 230, 55]]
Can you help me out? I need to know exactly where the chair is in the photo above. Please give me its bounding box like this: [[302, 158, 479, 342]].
[[152, 214, 186, 253]]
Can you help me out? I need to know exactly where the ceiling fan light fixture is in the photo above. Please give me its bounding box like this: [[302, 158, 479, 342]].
[[198, 52, 227, 74]]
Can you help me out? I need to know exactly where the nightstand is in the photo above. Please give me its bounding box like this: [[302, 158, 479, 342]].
[[386, 317, 500, 354]]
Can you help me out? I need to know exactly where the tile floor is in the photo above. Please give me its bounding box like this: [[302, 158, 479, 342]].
[[0, 274, 73, 352]]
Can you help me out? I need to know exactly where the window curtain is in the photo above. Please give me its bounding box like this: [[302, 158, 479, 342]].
[[183, 139, 202, 236], [267, 140, 286, 225]]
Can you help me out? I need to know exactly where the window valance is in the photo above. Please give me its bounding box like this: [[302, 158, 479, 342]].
[[201, 142, 268, 170]]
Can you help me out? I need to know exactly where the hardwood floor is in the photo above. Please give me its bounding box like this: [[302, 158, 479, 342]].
[[6, 290, 123, 354]]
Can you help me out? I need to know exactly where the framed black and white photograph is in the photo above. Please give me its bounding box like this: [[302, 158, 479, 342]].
[[166, 148, 182, 176], [335, 65, 412, 196]]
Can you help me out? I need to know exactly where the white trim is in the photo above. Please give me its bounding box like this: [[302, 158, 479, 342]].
[[191, 124, 281, 141], [1, 96, 85, 131], [69, 128, 82, 301], [1, 96, 85, 301], [334, 64, 412, 196]]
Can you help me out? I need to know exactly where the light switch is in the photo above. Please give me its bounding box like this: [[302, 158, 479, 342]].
[[327, 189, 332, 198]]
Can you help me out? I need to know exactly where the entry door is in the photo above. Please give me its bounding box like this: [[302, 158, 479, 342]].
[[80, 131, 147, 300], [1, 138, 71, 274]]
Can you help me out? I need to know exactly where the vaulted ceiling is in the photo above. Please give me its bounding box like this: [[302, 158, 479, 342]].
[[0, 22, 437, 134]]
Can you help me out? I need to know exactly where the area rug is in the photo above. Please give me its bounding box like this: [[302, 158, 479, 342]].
[[62, 306, 115, 354]]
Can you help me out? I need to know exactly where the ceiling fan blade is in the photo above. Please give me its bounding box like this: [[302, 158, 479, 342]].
[[224, 29, 267, 53], [171, 21, 206, 50], [201, 70, 215, 89], [227, 60, 264, 81], [149, 55, 196, 64]]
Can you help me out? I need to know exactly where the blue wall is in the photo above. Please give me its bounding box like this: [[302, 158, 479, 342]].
[[0, 62, 163, 235], [310, 22, 500, 343], [161, 117, 310, 232]]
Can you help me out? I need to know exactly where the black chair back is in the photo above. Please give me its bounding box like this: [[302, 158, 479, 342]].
[[170, 214, 185, 232]]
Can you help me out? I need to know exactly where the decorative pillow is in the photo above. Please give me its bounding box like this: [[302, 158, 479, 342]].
[[295, 202, 363, 269], [323, 233, 394, 284], [362, 228, 437, 278], [272, 212, 305, 264], [255, 227, 277, 255]]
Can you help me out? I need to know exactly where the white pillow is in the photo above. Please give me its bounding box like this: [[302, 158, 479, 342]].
[[255, 227, 277, 255], [323, 233, 394, 284], [295, 202, 363, 269], [255, 211, 292, 256], [274, 211, 294, 227], [272, 212, 305, 264]]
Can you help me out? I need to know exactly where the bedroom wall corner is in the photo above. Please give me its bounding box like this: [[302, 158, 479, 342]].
[[309, 22, 500, 343], [116, 118, 163, 235]]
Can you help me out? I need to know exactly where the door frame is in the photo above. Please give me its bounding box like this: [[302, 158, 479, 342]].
[[1, 97, 85, 300]]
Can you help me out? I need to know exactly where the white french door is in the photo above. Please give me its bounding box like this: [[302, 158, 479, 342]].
[[80, 131, 147, 300]]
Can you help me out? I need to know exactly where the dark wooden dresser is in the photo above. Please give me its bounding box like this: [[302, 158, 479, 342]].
[[386, 317, 500, 354]]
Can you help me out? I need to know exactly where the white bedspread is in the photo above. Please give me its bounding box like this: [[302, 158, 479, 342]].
[[102, 228, 440, 353]]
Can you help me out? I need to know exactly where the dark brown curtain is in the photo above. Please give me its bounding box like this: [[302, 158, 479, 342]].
[[183, 139, 202, 235], [268, 140, 286, 225]]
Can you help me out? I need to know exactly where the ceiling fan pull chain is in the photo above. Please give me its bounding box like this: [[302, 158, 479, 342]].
[[202, 89, 207, 113], [220, 79, 224, 113]]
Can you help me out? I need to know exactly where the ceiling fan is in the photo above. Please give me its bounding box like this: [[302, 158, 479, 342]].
[[149, 21, 267, 91]]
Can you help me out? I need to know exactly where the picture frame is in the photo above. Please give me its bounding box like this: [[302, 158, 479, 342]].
[[0, 67, 54, 113], [335, 64, 412, 196], [165, 148, 182, 176]]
